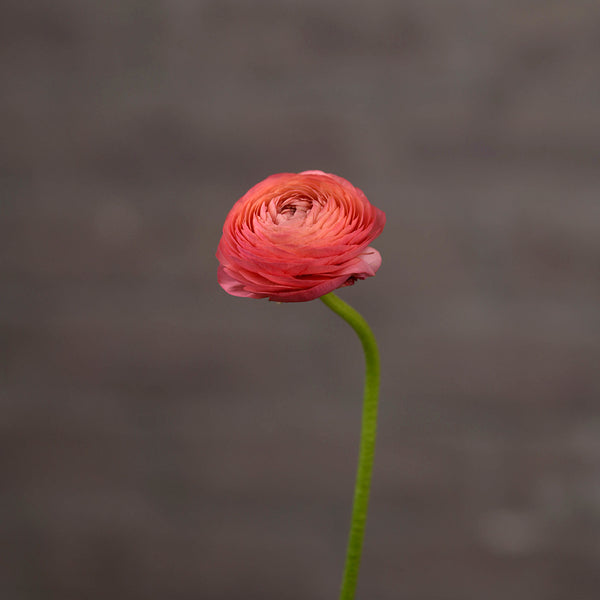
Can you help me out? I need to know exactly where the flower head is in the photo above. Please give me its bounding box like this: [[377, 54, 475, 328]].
[[216, 170, 385, 302]]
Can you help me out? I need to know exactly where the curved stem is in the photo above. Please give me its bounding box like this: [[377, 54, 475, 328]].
[[320, 292, 380, 600]]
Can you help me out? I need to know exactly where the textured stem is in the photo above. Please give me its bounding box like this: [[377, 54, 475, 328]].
[[320, 292, 380, 600]]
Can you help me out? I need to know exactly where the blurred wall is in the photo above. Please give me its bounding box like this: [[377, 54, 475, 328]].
[[2, 1, 600, 599]]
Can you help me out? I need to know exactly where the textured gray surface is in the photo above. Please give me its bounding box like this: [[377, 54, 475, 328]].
[[2, 1, 600, 599]]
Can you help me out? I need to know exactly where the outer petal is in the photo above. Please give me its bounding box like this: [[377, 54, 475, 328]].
[[355, 246, 382, 277], [266, 274, 352, 302], [217, 265, 265, 299]]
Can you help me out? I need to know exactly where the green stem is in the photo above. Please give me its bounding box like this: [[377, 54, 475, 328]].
[[320, 292, 380, 600]]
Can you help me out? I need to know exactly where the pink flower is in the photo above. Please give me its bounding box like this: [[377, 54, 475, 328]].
[[216, 170, 386, 302]]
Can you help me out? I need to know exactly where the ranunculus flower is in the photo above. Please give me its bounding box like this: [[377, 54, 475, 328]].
[[216, 170, 386, 302]]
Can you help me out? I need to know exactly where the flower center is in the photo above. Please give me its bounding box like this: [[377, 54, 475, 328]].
[[275, 198, 312, 225]]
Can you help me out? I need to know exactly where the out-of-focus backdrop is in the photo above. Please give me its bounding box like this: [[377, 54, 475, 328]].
[[2, 1, 600, 599]]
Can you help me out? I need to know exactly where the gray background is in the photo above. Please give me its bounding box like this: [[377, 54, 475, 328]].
[[2, 1, 600, 599]]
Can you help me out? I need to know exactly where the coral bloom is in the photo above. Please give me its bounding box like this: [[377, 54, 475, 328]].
[[216, 170, 386, 302]]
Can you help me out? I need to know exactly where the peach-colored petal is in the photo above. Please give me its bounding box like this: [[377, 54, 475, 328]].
[[217, 265, 264, 299], [356, 247, 382, 276]]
